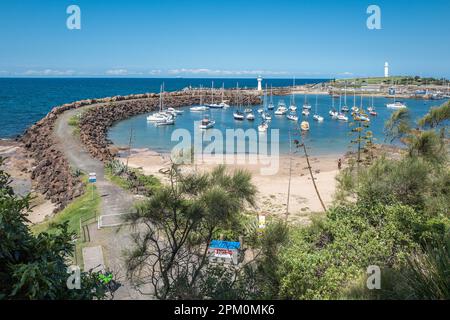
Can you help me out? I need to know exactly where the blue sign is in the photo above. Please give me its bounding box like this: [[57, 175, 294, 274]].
[[209, 240, 240, 250], [88, 172, 97, 183]]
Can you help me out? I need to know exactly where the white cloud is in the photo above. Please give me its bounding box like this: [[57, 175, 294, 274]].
[[105, 68, 129, 76], [338, 72, 354, 77], [22, 69, 76, 76], [168, 68, 289, 76], [149, 69, 162, 75]]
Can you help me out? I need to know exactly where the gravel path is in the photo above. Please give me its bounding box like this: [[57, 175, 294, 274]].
[[53, 105, 147, 299], [54, 107, 135, 219]]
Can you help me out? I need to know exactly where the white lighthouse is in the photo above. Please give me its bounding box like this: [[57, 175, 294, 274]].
[[384, 62, 389, 78], [257, 76, 263, 91]]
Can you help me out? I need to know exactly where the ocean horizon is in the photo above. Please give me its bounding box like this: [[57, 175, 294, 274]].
[[0, 77, 327, 138]]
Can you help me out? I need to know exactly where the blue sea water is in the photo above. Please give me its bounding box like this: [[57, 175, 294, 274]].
[[108, 95, 445, 156], [0, 78, 445, 156], [0, 78, 322, 138]]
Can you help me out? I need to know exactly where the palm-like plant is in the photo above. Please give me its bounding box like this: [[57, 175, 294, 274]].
[[384, 101, 449, 164], [124, 164, 256, 299]]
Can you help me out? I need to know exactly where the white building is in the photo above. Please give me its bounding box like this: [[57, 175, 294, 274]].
[[257, 76, 263, 91], [384, 62, 389, 78]]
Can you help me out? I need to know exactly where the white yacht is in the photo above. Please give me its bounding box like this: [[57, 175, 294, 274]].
[[246, 112, 255, 121], [313, 95, 324, 122], [300, 121, 310, 131], [337, 113, 348, 121], [258, 122, 269, 132], [386, 85, 407, 109], [167, 107, 183, 115], [303, 94, 312, 110], [287, 112, 298, 121], [386, 101, 407, 109], [147, 85, 174, 122], [190, 106, 209, 112], [275, 100, 288, 115], [155, 114, 175, 126]]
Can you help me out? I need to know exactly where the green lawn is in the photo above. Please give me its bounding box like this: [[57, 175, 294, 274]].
[[31, 182, 101, 236]]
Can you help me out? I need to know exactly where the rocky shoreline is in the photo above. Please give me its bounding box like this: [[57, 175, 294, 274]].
[[19, 91, 260, 212]]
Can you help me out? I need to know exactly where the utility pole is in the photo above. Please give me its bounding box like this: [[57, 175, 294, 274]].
[[286, 129, 293, 219], [126, 127, 134, 170]]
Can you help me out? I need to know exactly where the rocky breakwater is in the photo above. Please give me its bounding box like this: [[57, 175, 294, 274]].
[[19, 91, 260, 212], [78, 91, 261, 162], [19, 93, 158, 212]]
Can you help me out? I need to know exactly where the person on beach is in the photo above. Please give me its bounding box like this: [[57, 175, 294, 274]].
[[338, 158, 342, 170]]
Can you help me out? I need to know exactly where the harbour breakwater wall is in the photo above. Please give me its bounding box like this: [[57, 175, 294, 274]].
[[78, 92, 260, 162], [20, 91, 260, 212]]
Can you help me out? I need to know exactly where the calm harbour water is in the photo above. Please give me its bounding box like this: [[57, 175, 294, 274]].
[[108, 95, 444, 156]]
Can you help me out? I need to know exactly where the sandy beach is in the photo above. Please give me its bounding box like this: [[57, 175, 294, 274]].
[[117, 148, 343, 225]]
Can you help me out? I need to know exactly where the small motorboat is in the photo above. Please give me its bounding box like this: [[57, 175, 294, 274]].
[[341, 106, 350, 112], [275, 106, 288, 115], [167, 107, 184, 115], [313, 114, 324, 122], [300, 121, 310, 131], [219, 101, 230, 108], [155, 115, 175, 126], [190, 106, 210, 112], [206, 103, 224, 109], [262, 112, 272, 121], [360, 115, 371, 122], [370, 110, 378, 116], [329, 110, 338, 119], [386, 101, 407, 109], [287, 113, 298, 121], [246, 113, 255, 121], [244, 108, 253, 113], [267, 102, 275, 110], [257, 108, 264, 114], [199, 117, 215, 129], [302, 109, 310, 116], [337, 113, 348, 122], [147, 112, 169, 122], [233, 110, 245, 120], [289, 105, 297, 112], [258, 122, 269, 132]]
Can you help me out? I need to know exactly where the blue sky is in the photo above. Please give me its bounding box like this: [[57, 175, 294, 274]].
[[0, 0, 449, 78]]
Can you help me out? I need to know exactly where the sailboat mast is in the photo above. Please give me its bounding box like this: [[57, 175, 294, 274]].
[[159, 84, 163, 112], [315, 94, 318, 114], [344, 81, 347, 105]]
